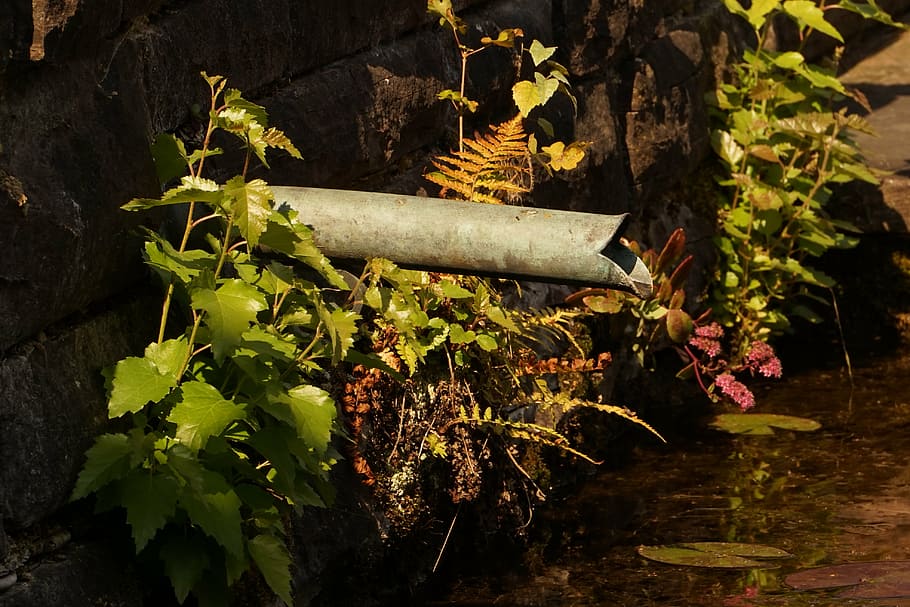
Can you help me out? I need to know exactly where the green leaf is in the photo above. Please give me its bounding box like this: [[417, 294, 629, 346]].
[[159, 532, 211, 603], [143, 237, 216, 284], [771, 50, 805, 70], [319, 307, 360, 365], [150, 133, 188, 187], [119, 469, 179, 551], [224, 176, 273, 247], [783, 0, 844, 41], [71, 433, 134, 500], [248, 534, 293, 606], [191, 279, 268, 362], [342, 350, 405, 382], [449, 324, 476, 344], [746, 0, 781, 30], [438, 280, 474, 299], [265, 385, 336, 455], [179, 487, 245, 558], [833, 0, 909, 28], [259, 210, 348, 289], [108, 355, 179, 417], [122, 176, 224, 211], [224, 88, 269, 128], [144, 338, 189, 380], [170, 381, 245, 452], [527, 39, 556, 66], [711, 413, 821, 435], [638, 542, 792, 568], [475, 333, 499, 351]]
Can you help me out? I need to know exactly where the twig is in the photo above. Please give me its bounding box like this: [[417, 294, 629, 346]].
[[433, 506, 460, 573]]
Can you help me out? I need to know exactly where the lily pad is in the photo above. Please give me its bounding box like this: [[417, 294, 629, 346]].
[[711, 413, 821, 435], [638, 542, 793, 569], [786, 561, 910, 598]]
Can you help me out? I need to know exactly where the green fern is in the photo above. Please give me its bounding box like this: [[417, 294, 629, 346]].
[[426, 114, 532, 204]]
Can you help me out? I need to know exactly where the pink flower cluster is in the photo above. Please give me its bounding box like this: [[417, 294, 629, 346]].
[[688, 322, 724, 358], [746, 340, 782, 378], [715, 373, 755, 411]]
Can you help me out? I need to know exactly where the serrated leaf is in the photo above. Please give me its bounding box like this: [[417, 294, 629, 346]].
[[438, 280, 474, 299], [159, 532, 211, 603], [108, 355, 179, 417], [122, 176, 223, 211], [783, 0, 844, 41], [224, 176, 273, 247], [143, 239, 215, 284], [119, 469, 179, 551], [150, 133, 188, 187], [248, 534, 293, 606], [191, 279, 268, 362], [170, 381, 245, 452], [71, 433, 134, 500], [527, 39, 556, 66], [449, 324, 476, 344], [265, 385, 336, 455], [144, 338, 188, 380], [486, 305, 519, 331], [179, 487, 245, 558], [318, 306, 359, 365], [259, 210, 348, 289]]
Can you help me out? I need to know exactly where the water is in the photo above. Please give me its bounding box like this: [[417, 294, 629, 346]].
[[430, 354, 910, 606]]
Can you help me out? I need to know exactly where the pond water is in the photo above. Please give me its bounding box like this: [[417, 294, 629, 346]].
[[429, 353, 910, 606]]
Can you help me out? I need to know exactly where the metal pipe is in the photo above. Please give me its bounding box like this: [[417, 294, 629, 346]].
[[272, 186, 652, 298]]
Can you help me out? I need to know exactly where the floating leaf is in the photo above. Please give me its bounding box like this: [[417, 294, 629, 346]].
[[711, 413, 821, 435], [786, 560, 910, 598], [639, 542, 792, 568]]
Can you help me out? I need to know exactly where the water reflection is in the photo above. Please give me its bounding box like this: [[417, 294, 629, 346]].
[[431, 355, 910, 606]]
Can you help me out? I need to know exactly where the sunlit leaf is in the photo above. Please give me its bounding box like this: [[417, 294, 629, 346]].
[[191, 279, 268, 362], [224, 176, 273, 247], [170, 381, 245, 452], [107, 355, 179, 417], [513, 73, 559, 117], [527, 39, 556, 66], [783, 0, 844, 41]]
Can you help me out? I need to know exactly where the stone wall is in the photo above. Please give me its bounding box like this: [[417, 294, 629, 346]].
[[0, 0, 799, 604]]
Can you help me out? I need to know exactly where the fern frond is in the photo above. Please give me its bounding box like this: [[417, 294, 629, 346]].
[[549, 396, 666, 443], [458, 410, 601, 464], [512, 307, 588, 356], [427, 114, 532, 204]]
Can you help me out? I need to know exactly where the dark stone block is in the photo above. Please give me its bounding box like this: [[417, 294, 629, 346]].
[[0, 541, 142, 607], [0, 298, 156, 528]]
